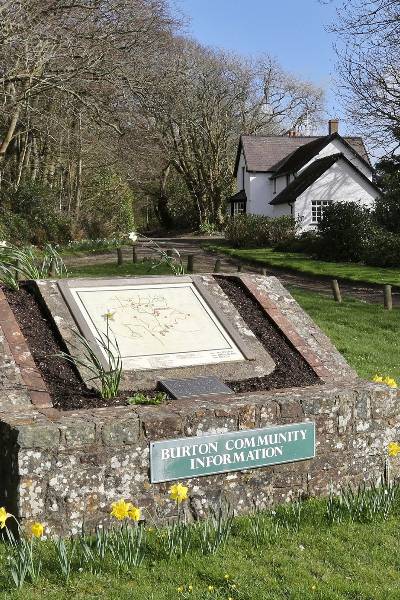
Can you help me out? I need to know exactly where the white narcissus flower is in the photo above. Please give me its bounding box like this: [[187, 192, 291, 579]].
[[128, 231, 138, 242], [0, 241, 7, 247]]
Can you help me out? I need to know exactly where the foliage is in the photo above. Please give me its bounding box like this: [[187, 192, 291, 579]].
[[199, 503, 234, 556], [61, 238, 123, 255], [224, 215, 297, 248], [127, 392, 167, 406], [80, 171, 135, 240], [56, 314, 122, 399], [0, 183, 72, 246], [0, 243, 68, 290], [326, 480, 400, 525], [363, 227, 400, 268], [316, 202, 372, 262]]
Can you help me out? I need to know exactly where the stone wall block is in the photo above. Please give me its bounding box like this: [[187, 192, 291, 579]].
[[259, 402, 280, 425], [238, 404, 257, 430], [101, 417, 140, 446], [17, 423, 61, 449], [279, 399, 304, 420], [141, 410, 183, 440], [370, 385, 400, 420], [59, 418, 97, 448]]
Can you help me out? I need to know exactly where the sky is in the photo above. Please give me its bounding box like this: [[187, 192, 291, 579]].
[[176, 0, 346, 134]]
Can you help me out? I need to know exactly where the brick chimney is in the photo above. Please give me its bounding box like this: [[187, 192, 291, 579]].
[[328, 119, 339, 135]]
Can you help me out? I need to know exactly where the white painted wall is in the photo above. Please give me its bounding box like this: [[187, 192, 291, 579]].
[[301, 138, 372, 180], [294, 159, 379, 230], [233, 139, 375, 225]]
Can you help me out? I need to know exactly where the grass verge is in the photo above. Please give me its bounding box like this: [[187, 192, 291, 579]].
[[207, 245, 400, 287], [1, 497, 400, 599], [67, 260, 172, 278], [290, 287, 400, 380]]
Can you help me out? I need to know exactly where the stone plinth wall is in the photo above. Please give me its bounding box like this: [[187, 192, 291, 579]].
[[0, 279, 399, 535], [1, 382, 399, 535]]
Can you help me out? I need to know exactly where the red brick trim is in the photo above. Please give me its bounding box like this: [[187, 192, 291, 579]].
[[0, 289, 52, 408], [239, 275, 334, 382]]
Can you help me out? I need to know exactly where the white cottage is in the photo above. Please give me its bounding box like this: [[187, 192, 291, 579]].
[[228, 120, 381, 230]]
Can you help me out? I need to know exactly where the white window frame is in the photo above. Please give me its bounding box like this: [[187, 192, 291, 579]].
[[311, 200, 331, 224], [233, 201, 246, 216]]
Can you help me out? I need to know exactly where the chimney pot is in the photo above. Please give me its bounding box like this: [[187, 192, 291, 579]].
[[329, 119, 339, 135]]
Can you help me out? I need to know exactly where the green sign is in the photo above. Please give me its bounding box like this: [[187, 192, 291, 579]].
[[150, 421, 315, 483]]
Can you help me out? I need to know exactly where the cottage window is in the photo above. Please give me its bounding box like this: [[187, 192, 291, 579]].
[[232, 201, 246, 216], [311, 200, 331, 224]]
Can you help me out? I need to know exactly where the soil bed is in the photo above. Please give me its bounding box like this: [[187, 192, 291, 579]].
[[217, 277, 320, 392], [4, 278, 319, 410]]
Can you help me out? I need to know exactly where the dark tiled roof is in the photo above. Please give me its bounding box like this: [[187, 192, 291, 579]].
[[227, 189, 247, 202], [270, 153, 380, 205], [234, 133, 371, 175]]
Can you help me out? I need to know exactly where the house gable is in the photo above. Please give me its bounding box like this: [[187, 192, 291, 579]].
[[270, 153, 380, 206]]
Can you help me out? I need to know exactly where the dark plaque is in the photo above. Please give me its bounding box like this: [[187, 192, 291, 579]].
[[159, 376, 234, 399]]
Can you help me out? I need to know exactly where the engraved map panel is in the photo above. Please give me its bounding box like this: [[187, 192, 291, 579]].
[[69, 282, 245, 370]]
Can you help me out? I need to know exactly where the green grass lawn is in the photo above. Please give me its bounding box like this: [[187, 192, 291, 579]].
[[1, 499, 400, 599], [290, 287, 400, 381], [67, 260, 172, 279], [207, 245, 400, 287]]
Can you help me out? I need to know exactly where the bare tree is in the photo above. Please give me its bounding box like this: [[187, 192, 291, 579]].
[[144, 40, 324, 226], [326, 0, 400, 152]]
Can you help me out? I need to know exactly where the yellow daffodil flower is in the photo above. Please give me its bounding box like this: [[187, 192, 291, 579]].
[[177, 586, 184, 593], [208, 585, 214, 592], [188, 585, 193, 592], [0, 507, 11, 529], [224, 574, 230, 580], [169, 482, 189, 503], [31, 522, 44, 538], [110, 499, 133, 521], [128, 505, 141, 522], [388, 441, 400, 457], [372, 375, 398, 388]]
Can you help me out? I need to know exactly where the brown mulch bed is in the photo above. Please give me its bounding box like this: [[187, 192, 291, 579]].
[[4, 278, 319, 411]]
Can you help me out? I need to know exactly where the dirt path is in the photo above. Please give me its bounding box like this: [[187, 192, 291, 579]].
[[64, 236, 400, 306]]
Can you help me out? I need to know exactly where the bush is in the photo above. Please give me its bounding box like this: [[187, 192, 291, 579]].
[[0, 183, 72, 246], [364, 227, 400, 267], [316, 202, 372, 262], [225, 215, 296, 248], [374, 191, 400, 234], [274, 230, 321, 255]]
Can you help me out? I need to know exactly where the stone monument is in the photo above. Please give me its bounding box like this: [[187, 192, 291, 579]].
[[0, 272, 398, 534]]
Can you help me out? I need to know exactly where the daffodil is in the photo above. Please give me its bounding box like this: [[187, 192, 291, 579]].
[[188, 585, 193, 592], [128, 231, 138, 242], [31, 522, 44, 538], [208, 585, 214, 592], [372, 374, 398, 388], [0, 507, 11, 529], [177, 586, 184, 593], [102, 310, 115, 321], [128, 505, 141, 522], [110, 499, 133, 520], [169, 482, 189, 503], [224, 574, 230, 580], [388, 441, 400, 457]]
